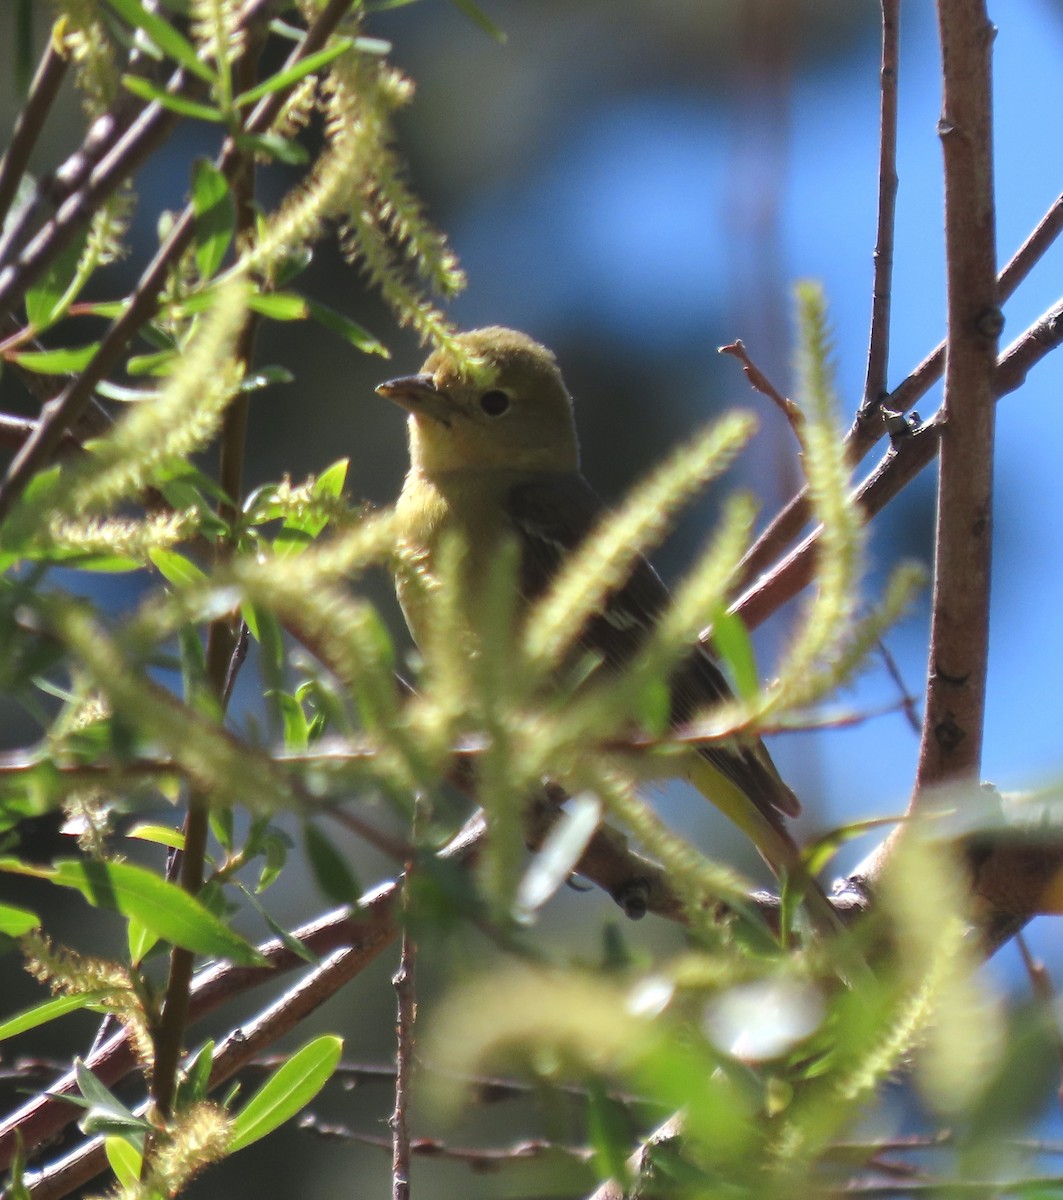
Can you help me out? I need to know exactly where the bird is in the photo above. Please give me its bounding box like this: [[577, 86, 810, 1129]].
[[377, 326, 836, 930]]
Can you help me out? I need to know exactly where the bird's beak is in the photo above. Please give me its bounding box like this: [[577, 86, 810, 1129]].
[[376, 374, 455, 427]]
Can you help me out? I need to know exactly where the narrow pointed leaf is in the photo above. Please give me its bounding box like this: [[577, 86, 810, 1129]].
[[247, 292, 308, 320], [303, 823, 360, 905], [0, 991, 112, 1042], [228, 1035, 343, 1152], [234, 39, 354, 107], [708, 607, 759, 701], [305, 299, 387, 355], [105, 1135, 142, 1187], [121, 75, 225, 122], [104, 0, 216, 81], [0, 901, 39, 937], [447, 0, 506, 41], [192, 159, 235, 281], [11, 344, 100, 374], [0, 859, 266, 965]]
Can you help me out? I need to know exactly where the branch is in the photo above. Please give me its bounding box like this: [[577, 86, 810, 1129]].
[[861, 0, 901, 415], [730, 288, 1063, 632], [0, 39, 68, 232], [914, 0, 999, 792], [734, 183, 1063, 595]]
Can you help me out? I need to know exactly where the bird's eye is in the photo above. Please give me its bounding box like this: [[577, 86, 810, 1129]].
[[479, 389, 511, 417]]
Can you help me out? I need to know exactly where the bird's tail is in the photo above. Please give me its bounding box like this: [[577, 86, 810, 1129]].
[[684, 754, 843, 937]]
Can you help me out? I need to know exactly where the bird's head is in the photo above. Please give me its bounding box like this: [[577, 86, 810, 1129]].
[[377, 327, 580, 475]]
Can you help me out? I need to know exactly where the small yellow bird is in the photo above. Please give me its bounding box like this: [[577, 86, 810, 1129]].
[[378, 326, 833, 925]]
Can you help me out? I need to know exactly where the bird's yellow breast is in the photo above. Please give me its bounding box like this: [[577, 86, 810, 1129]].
[[393, 466, 523, 646]]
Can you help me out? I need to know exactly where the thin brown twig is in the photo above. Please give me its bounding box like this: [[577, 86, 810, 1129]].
[[0, 40, 69, 232], [861, 0, 901, 415], [874, 638, 922, 735], [0, 413, 82, 455], [299, 1121, 594, 1168], [391, 877, 417, 1200], [0, 104, 131, 272], [718, 339, 804, 434]]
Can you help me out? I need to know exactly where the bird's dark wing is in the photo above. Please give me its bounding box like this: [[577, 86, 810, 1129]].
[[505, 474, 800, 821], [506, 472, 670, 669]]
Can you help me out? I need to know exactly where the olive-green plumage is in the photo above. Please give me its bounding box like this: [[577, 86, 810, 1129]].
[[379, 327, 834, 924]]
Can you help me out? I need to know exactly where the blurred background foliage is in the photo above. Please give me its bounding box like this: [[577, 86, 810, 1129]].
[[3, 1, 1063, 1196]]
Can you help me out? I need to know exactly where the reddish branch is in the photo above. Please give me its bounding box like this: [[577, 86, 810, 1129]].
[[731, 291, 1063, 632]]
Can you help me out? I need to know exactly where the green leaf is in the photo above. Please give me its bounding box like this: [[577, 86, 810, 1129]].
[[125, 823, 185, 851], [24, 230, 88, 329], [272, 458, 348, 556], [45, 549, 141, 573], [148, 547, 207, 587], [272, 692, 309, 752], [81, 1109, 151, 1140], [11, 344, 100, 374], [271, 245, 313, 288], [241, 365, 294, 390], [234, 39, 354, 107], [228, 1035, 343, 1153], [708, 607, 759, 701], [0, 859, 267, 966], [586, 1078, 632, 1188], [247, 292, 309, 321], [192, 159, 235, 281], [94, 381, 155, 403], [314, 458, 349, 501], [235, 883, 316, 964], [104, 0, 216, 81], [126, 916, 158, 967], [447, 0, 506, 42], [234, 132, 309, 165], [0, 991, 111, 1042], [127, 348, 177, 376], [78, 300, 129, 320], [800, 815, 901, 879], [210, 806, 235, 853], [303, 822, 361, 905], [75, 1058, 144, 1126], [0, 901, 39, 937], [353, 36, 392, 56], [121, 75, 225, 122], [155, 462, 233, 512], [305, 299, 387, 356], [176, 1041, 216, 1109], [256, 830, 289, 892], [104, 1135, 142, 1187], [242, 604, 285, 677]]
